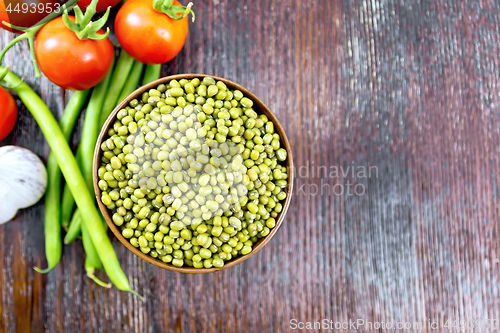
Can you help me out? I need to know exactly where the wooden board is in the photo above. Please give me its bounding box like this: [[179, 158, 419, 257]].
[[1, 0, 499, 332]]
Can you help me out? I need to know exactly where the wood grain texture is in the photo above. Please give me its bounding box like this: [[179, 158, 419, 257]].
[[1, 0, 500, 332]]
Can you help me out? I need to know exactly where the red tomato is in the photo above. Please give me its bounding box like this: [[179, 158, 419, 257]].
[[77, 0, 120, 13], [0, 87, 18, 141], [115, 0, 189, 64], [34, 16, 114, 90], [0, 0, 61, 33]]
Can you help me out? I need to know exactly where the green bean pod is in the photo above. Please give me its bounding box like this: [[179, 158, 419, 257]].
[[78, 61, 117, 285], [2, 67, 140, 297], [61, 145, 82, 229], [99, 50, 135, 127], [117, 61, 144, 104], [64, 208, 82, 244], [82, 222, 111, 288], [82, 59, 114, 190], [34, 90, 89, 274], [60, 181, 75, 230], [141, 64, 162, 85]]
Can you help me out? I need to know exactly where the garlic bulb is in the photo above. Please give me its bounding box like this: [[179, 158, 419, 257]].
[[0, 146, 47, 224]]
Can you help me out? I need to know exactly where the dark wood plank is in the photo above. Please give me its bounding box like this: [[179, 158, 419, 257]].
[[1, 0, 500, 332]]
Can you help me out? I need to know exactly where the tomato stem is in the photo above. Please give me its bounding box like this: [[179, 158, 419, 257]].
[[0, 0, 79, 78], [3, 22, 30, 31], [0, 68, 24, 91], [0, 66, 8, 81], [62, 0, 111, 41], [152, 0, 195, 22], [28, 36, 40, 77]]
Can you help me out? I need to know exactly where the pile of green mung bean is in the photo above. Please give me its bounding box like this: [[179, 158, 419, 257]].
[[98, 76, 288, 268]]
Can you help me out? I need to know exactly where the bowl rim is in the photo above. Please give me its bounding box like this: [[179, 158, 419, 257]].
[[93, 73, 294, 274]]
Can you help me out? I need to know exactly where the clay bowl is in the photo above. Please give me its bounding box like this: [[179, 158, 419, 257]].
[[93, 74, 294, 273]]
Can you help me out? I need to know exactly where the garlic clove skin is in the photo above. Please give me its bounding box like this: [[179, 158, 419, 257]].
[[0, 146, 48, 224]]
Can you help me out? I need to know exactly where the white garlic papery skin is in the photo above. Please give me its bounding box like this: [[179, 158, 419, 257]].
[[0, 146, 48, 224]]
